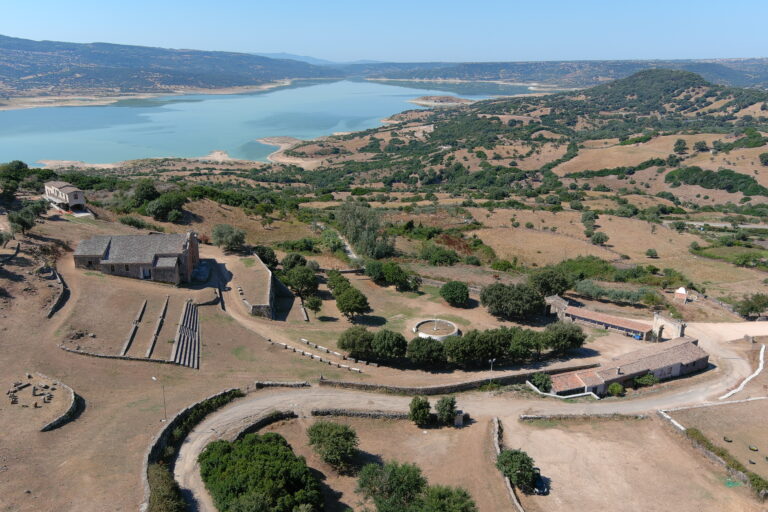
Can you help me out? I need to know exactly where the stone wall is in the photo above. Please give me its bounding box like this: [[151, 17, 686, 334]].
[[46, 268, 69, 319], [318, 363, 599, 395], [59, 344, 177, 365], [310, 408, 409, 420], [234, 410, 298, 441], [492, 418, 526, 512], [38, 372, 81, 432]]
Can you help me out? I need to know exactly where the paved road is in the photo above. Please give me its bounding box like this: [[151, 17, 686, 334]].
[[174, 320, 768, 512]]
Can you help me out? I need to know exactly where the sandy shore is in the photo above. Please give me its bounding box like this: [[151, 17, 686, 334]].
[[257, 136, 325, 170], [0, 80, 293, 111]]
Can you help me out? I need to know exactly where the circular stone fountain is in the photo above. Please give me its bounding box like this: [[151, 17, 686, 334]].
[[412, 319, 460, 341]]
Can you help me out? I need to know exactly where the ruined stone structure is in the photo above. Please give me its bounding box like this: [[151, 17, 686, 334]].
[[652, 311, 687, 340], [74, 232, 199, 284]]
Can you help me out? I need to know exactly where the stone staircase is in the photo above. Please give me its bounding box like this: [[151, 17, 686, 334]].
[[169, 299, 200, 369]]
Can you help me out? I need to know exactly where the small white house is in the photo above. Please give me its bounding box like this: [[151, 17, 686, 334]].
[[44, 181, 86, 210], [674, 287, 688, 304]]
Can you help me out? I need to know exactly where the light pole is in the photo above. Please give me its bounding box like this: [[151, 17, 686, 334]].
[[151, 376, 167, 422], [488, 358, 496, 372]]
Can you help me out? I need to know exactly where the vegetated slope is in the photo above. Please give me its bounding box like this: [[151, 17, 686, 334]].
[[350, 59, 768, 88], [0, 34, 340, 95]]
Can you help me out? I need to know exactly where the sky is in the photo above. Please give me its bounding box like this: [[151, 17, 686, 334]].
[[2, 0, 767, 63]]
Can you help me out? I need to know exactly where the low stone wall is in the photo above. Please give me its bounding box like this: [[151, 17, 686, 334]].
[[311, 408, 409, 420], [46, 268, 69, 319], [247, 380, 310, 391], [145, 296, 169, 358], [524, 380, 601, 401], [318, 364, 599, 395], [141, 388, 243, 512], [234, 410, 298, 441], [37, 372, 81, 432], [520, 413, 647, 422], [59, 345, 177, 365], [492, 418, 526, 512]]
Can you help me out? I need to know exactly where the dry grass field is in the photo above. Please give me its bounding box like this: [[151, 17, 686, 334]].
[[262, 416, 513, 512], [671, 399, 768, 480], [510, 417, 762, 512]]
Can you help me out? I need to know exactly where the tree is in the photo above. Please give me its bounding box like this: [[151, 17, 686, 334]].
[[335, 287, 371, 321], [543, 321, 587, 355], [8, 209, 35, 235], [435, 396, 457, 426], [409, 396, 431, 426], [480, 283, 544, 320], [286, 266, 318, 298], [693, 140, 709, 153], [760, 153, 768, 167], [528, 268, 572, 297], [530, 372, 552, 393], [734, 293, 768, 317], [0, 231, 11, 248], [372, 329, 407, 360], [590, 231, 609, 246], [357, 461, 427, 511], [338, 326, 375, 359], [304, 295, 322, 317], [440, 281, 469, 307], [496, 449, 537, 494], [336, 201, 394, 259], [634, 373, 660, 387], [211, 224, 245, 252], [673, 138, 688, 155], [132, 179, 159, 207], [307, 421, 359, 472], [281, 252, 307, 271], [253, 245, 278, 269], [607, 382, 624, 396], [365, 259, 385, 283], [407, 337, 446, 367], [145, 192, 186, 221], [645, 248, 658, 258], [421, 485, 478, 512]]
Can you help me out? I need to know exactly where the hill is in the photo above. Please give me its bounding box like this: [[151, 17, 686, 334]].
[[0, 34, 340, 96]]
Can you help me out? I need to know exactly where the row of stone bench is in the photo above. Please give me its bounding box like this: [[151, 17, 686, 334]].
[[171, 300, 200, 369], [298, 338, 379, 367], [267, 339, 363, 373]]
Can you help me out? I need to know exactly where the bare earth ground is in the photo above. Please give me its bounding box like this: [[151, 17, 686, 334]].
[[671, 399, 768, 480], [0, 374, 70, 433], [509, 417, 762, 512], [262, 416, 508, 512]]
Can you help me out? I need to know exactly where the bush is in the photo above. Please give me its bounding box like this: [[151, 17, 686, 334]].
[[199, 432, 323, 512], [147, 463, 185, 512], [307, 421, 359, 472], [145, 192, 186, 222], [212, 224, 246, 252], [420, 243, 460, 266], [440, 281, 469, 307], [530, 372, 552, 393], [591, 231, 609, 245], [480, 283, 544, 320], [634, 373, 660, 387], [496, 449, 537, 494], [422, 485, 478, 512], [304, 295, 322, 317], [607, 382, 624, 396], [119, 216, 164, 232], [528, 267, 572, 297], [252, 245, 278, 269], [645, 248, 658, 258], [409, 396, 431, 426], [407, 337, 447, 367], [435, 396, 457, 426], [281, 252, 307, 270]]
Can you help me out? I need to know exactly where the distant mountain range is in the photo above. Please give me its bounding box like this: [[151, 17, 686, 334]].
[[1, 34, 768, 97]]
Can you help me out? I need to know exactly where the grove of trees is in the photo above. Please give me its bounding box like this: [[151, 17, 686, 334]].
[[212, 224, 246, 252]]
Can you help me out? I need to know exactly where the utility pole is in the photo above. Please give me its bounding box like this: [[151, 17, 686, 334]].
[[151, 376, 167, 422]]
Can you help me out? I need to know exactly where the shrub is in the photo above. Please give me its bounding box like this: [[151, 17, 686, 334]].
[[199, 433, 323, 512], [634, 373, 660, 387], [607, 382, 624, 396], [480, 283, 544, 320], [435, 396, 457, 426], [409, 396, 431, 426], [281, 252, 307, 270], [591, 231, 609, 245], [119, 216, 164, 232], [357, 461, 427, 511], [645, 248, 658, 258], [145, 192, 186, 222], [420, 243, 460, 266], [496, 449, 537, 494], [440, 281, 469, 307], [530, 372, 552, 393], [253, 245, 278, 269], [335, 286, 371, 321], [307, 421, 359, 472], [528, 267, 572, 297], [212, 224, 245, 252], [422, 485, 478, 512], [147, 463, 185, 512], [304, 295, 322, 317]]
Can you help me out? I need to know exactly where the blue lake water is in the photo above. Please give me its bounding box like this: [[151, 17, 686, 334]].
[[0, 79, 536, 165]]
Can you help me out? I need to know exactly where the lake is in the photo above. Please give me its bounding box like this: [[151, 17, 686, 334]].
[[0, 79, 538, 165]]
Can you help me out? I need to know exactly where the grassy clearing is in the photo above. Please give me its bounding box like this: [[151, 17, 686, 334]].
[[241, 257, 255, 268]]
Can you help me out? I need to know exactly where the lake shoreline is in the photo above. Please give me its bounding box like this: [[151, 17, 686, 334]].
[[0, 80, 295, 111]]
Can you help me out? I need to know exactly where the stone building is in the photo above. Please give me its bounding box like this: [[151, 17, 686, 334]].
[[74, 232, 199, 284], [43, 181, 86, 210], [551, 337, 709, 396]]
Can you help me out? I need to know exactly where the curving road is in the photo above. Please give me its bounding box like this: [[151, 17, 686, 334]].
[[173, 321, 768, 512]]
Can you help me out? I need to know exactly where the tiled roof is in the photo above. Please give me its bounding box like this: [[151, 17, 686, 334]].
[[155, 256, 179, 268], [75, 233, 188, 264], [45, 181, 82, 193], [565, 306, 652, 333]]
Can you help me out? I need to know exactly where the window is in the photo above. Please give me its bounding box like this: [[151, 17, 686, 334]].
[[110, 265, 115, 272], [125, 265, 129, 272]]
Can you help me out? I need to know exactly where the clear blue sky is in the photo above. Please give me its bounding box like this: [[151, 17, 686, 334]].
[[2, 0, 767, 62]]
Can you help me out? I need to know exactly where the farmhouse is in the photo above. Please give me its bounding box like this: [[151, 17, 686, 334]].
[[545, 296, 652, 340], [74, 232, 199, 284], [43, 181, 86, 210], [551, 337, 709, 396]]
